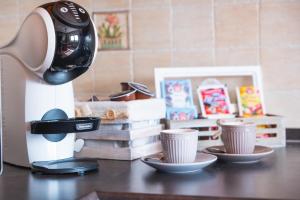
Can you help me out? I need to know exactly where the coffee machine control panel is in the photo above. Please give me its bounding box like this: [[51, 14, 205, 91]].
[[53, 1, 89, 28]]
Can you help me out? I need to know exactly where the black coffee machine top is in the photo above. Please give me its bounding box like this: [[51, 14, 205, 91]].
[[52, 1, 90, 28], [41, 1, 97, 85]]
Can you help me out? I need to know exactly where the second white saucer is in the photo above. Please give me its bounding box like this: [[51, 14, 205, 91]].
[[204, 145, 274, 163], [141, 152, 217, 174]]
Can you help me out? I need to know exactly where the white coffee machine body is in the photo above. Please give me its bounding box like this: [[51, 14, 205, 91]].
[[0, 1, 99, 168], [1, 56, 75, 167]]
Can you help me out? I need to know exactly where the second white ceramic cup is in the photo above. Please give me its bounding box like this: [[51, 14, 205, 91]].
[[217, 120, 256, 154], [160, 129, 199, 163]]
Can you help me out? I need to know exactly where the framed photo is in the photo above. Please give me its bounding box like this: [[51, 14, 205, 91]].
[[236, 86, 265, 117], [161, 79, 194, 108], [197, 84, 233, 119], [93, 11, 129, 51]]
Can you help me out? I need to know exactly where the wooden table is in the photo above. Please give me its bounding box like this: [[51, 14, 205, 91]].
[[1, 143, 300, 200]]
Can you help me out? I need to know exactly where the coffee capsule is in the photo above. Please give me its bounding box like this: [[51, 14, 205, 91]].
[[109, 90, 136, 101], [120, 82, 131, 91], [128, 82, 154, 99], [121, 82, 148, 91]]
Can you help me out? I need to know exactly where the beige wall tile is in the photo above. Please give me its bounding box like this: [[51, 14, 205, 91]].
[[215, 0, 258, 5], [261, 48, 300, 90], [92, 0, 129, 10], [73, 69, 94, 97], [172, 0, 211, 7], [215, 1, 259, 48], [260, 0, 300, 47], [264, 89, 300, 128], [94, 51, 131, 96], [133, 51, 171, 91], [0, 17, 18, 45], [0, 0, 18, 17], [132, 0, 170, 8], [215, 48, 258, 65], [132, 8, 170, 50], [262, 0, 300, 3], [75, 94, 96, 102], [172, 50, 213, 67], [172, 2, 213, 49]]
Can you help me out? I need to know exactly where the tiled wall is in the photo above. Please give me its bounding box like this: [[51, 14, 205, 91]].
[[0, 0, 300, 128]]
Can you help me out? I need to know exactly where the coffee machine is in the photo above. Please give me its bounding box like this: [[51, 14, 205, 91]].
[[0, 1, 100, 174]]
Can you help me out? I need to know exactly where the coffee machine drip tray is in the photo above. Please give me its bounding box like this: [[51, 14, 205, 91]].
[[31, 158, 99, 175]]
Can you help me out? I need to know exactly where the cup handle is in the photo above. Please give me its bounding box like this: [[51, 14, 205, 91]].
[[212, 130, 222, 140], [216, 119, 224, 126], [212, 119, 223, 139]]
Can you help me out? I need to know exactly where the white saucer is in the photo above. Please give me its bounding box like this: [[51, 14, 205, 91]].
[[141, 152, 217, 173], [204, 145, 274, 163]]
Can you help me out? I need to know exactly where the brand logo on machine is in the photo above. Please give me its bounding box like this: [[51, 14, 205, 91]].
[[76, 123, 93, 131]]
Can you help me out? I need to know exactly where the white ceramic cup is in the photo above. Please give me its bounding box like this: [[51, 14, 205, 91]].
[[160, 129, 199, 163], [217, 120, 256, 154]]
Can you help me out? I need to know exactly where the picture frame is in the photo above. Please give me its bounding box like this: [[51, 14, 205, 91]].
[[154, 66, 266, 114], [93, 11, 130, 51], [197, 84, 233, 119], [155, 66, 263, 96]]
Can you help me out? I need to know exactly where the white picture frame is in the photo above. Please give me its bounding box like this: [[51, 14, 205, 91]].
[[154, 66, 266, 114]]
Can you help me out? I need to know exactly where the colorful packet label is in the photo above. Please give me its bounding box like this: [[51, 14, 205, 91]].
[[237, 86, 264, 117], [161, 79, 194, 108], [166, 107, 198, 120]]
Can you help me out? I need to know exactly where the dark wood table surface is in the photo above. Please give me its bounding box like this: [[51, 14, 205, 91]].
[[1, 142, 300, 200]]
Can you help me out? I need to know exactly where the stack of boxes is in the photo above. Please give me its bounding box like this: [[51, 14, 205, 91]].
[[75, 99, 166, 160]]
